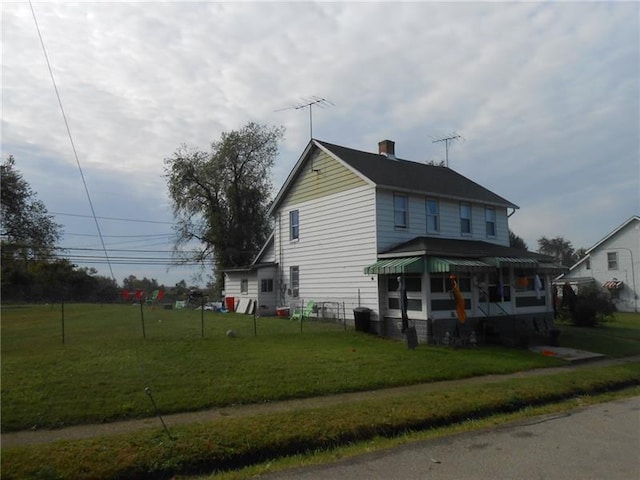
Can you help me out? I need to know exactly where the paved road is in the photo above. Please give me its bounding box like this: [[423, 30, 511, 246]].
[[262, 396, 640, 480]]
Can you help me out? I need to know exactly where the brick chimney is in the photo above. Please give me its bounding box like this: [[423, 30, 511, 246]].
[[378, 139, 396, 159]]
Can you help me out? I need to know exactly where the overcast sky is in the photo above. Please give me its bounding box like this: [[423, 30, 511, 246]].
[[2, 1, 638, 287]]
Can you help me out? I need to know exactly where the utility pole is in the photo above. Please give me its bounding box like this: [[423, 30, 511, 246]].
[[432, 133, 462, 167], [276, 96, 334, 139]]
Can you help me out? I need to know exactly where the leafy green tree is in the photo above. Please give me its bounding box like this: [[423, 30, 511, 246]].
[[1, 156, 61, 263], [509, 230, 528, 250], [165, 122, 284, 294], [122, 275, 159, 293], [537, 236, 579, 266]]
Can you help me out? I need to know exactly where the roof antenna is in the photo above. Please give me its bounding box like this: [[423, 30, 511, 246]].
[[432, 132, 463, 167], [276, 96, 334, 139]]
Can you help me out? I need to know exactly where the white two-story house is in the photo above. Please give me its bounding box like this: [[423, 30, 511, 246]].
[[225, 139, 564, 345], [558, 216, 639, 313]]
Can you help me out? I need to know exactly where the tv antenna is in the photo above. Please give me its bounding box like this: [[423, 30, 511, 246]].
[[276, 96, 334, 138], [432, 132, 462, 167]]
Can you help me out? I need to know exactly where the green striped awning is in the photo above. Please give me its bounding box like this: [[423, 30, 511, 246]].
[[484, 256, 539, 267], [427, 257, 493, 273], [364, 257, 424, 275]]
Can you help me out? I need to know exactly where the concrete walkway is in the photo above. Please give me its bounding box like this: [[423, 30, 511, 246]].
[[2, 352, 639, 449]]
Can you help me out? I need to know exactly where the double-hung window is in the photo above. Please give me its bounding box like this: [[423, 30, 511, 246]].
[[426, 199, 439, 233], [289, 210, 299, 240], [290, 266, 299, 297], [460, 203, 472, 235], [485, 207, 496, 237], [394, 194, 408, 228], [607, 252, 618, 270], [240, 279, 248, 294]]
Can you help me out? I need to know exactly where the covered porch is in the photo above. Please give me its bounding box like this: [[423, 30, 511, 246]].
[[364, 238, 566, 346]]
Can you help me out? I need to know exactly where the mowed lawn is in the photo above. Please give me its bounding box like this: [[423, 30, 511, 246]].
[[0, 303, 592, 432]]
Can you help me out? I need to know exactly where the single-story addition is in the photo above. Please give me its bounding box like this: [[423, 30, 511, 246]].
[[225, 138, 566, 345], [557, 215, 639, 313]]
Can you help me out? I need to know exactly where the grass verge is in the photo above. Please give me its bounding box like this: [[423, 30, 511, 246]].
[[3, 362, 639, 480], [205, 386, 640, 480]]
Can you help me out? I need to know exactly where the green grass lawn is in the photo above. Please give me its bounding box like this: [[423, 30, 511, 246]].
[[1, 303, 568, 432], [557, 312, 640, 357]]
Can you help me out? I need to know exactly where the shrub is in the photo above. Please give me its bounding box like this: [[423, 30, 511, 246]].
[[571, 283, 616, 327]]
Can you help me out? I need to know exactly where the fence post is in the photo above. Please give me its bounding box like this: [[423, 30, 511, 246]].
[[61, 300, 65, 344], [140, 299, 146, 340], [201, 296, 205, 339]]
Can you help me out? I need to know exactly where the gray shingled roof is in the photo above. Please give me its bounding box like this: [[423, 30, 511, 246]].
[[380, 236, 554, 262], [316, 140, 518, 208]]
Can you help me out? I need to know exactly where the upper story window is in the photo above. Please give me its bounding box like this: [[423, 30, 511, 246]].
[[289, 210, 299, 240], [394, 194, 408, 228], [485, 207, 496, 237], [426, 198, 439, 233], [460, 203, 472, 235], [586, 257, 591, 270], [607, 252, 618, 270]]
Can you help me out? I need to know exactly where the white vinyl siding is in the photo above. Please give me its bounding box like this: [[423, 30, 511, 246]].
[[275, 185, 379, 313]]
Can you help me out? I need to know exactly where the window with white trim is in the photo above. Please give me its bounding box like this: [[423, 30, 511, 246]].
[[460, 203, 472, 235], [485, 207, 496, 237], [394, 194, 408, 228], [426, 198, 439, 233], [240, 279, 248, 294], [290, 266, 299, 297], [289, 210, 299, 240], [607, 252, 618, 270]]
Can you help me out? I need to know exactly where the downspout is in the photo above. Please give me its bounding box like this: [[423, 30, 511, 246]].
[[507, 207, 517, 218]]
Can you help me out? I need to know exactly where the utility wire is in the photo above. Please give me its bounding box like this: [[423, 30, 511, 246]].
[[29, 0, 116, 282], [51, 212, 174, 225]]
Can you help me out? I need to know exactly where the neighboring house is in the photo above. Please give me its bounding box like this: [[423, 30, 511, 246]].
[[557, 216, 639, 313], [224, 232, 278, 316], [225, 139, 565, 344]]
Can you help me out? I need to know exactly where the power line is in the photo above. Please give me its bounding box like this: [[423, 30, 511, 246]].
[[51, 212, 174, 225], [29, 0, 115, 281]]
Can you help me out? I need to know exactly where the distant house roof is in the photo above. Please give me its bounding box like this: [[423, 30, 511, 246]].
[[565, 215, 640, 272], [270, 139, 518, 214]]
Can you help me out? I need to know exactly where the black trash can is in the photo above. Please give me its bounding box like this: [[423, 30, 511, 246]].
[[353, 307, 371, 333]]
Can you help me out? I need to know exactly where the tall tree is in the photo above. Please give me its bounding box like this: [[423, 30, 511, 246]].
[[165, 122, 284, 292], [509, 230, 528, 250], [537, 236, 578, 266], [1, 156, 61, 262]]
